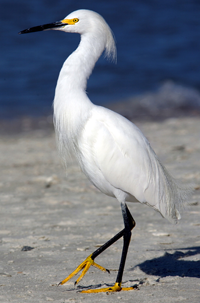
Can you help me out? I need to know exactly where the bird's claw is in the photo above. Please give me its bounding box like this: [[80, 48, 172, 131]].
[[59, 254, 108, 286], [80, 282, 135, 293]]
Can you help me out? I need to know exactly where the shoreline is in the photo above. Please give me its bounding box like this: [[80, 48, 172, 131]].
[[0, 105, 200, 136], [0, 81, 200, 134], [1, 81, 200, 135]]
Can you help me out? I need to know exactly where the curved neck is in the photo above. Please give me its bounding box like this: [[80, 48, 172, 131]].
[[55, 32, 105, 97]]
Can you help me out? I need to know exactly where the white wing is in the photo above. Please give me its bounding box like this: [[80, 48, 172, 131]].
[[78, 106, 186, 222]]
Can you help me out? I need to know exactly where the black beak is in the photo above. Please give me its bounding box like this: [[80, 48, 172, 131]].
[[19, 21, 64, 34]]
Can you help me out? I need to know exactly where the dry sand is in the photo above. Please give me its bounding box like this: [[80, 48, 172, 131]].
[[0, 116, 200, 302]]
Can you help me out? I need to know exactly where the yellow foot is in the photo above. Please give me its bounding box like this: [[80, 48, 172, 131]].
[[81, 282, 135, 293], [59, 254, 109, 286]]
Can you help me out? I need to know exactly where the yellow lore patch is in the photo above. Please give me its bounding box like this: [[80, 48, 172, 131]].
[[61, 18, 79, 25]]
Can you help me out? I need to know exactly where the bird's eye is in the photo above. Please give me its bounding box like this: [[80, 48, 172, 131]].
[[73, 18, 79, 23]]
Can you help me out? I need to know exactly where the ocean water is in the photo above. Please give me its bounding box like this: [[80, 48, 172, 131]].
[[1, 0, 200, 118]]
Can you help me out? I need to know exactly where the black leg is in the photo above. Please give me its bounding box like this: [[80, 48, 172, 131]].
[[91, 203, 135, 261], [91, 228, 125, 261], [116, 203, 135, 285], [81, 202, 136, 292], [60, 202, 136, 292]]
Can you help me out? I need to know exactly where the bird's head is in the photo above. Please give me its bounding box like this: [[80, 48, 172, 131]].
[[19, 10, 93, 35], [19, 9, 116, 61]]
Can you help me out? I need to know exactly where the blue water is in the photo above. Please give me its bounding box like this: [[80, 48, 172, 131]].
[[1, 0, 200, 118]]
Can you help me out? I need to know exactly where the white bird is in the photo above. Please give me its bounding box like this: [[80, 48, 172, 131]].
[[19, 9, 188, 293]]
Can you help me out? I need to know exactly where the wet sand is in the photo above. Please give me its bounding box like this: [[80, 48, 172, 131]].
[[0, 115, 200, 302]]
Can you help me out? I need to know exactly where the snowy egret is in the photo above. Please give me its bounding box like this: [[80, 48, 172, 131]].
[[19, 9, 188, 293]]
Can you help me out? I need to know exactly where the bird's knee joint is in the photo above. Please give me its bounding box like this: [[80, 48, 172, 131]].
[[131, 219, 136, 229]]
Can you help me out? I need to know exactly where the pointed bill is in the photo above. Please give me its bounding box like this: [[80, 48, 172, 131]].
[[19, 19, 70, 34]]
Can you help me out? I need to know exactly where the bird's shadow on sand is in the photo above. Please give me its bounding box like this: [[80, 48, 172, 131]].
[[130, 246, 200, 278]]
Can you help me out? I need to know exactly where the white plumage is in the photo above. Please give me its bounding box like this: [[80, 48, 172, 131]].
[[52, 9, 186, 223]]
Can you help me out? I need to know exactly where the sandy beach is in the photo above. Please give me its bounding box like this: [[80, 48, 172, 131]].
[[0, 114, 200, 303]]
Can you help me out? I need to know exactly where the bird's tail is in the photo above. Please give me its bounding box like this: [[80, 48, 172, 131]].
[[144, 146, 192, 223], [157, 161, 191, 223]]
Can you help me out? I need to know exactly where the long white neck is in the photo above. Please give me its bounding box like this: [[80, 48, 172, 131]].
[[53, 32, 106, 161], [54, 32, 106, 107]]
